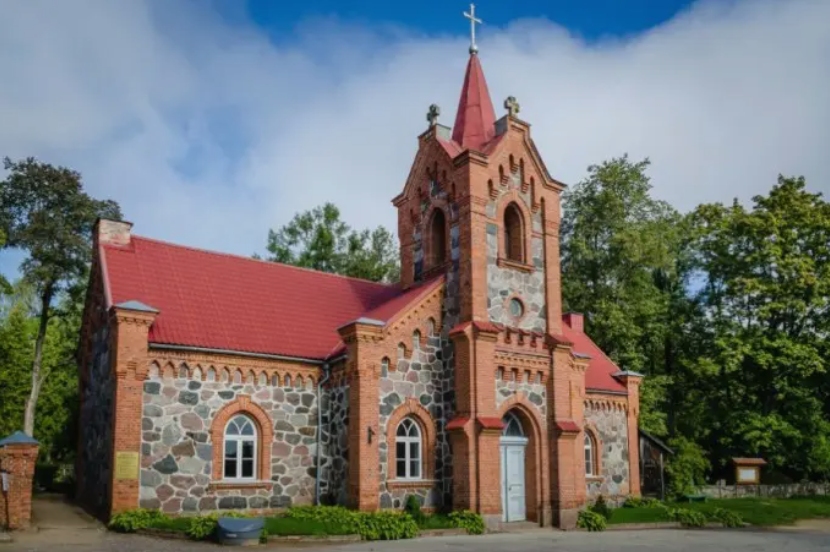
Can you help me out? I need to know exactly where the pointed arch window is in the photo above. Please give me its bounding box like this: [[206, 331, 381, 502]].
[[429, 209, 447, 267], [224, 415, 257, 480], [504, 202, 525, 263], [502, 412, 524, 437], [395, 418, 422, 480], [584, 433, 598, 476]]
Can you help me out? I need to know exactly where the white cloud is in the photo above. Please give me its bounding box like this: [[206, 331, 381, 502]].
[[1, 0, 828, 276]]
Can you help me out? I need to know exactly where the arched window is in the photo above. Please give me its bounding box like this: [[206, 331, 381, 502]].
[[429, 209, 447, 267], [395, 418, 422, 480], [584, 433, 597, 476], [224, 415, 257, 480], [427, 318, 436, 337], [398, 343, 406, 359], [412, 330, 421, 351], [504, 203, 524, 262], [502, 412, 524, 437], [381, 357, 390, 377]]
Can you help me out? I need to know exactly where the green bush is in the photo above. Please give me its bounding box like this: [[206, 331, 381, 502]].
[[404, 495, 426, 524], [186, 514, 218, 540], [108, 509, 168, 533], [448, 511, 486, 535], [622, 496, 662, 509], [708, 507, 744, 528], [589, 495, 613, 520], [668, 508, 707, 528], [665, 437, 709, 498], [287, 506, 418, 540], [577, 510, 607, 532]]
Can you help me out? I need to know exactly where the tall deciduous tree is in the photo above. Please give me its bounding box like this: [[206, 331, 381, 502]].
[[689, 176, 830, 477], [0, 157, 121, 435], [266, 202, 399, 283]]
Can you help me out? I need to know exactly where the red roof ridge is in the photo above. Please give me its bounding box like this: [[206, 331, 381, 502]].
[[114, 234, 399, 290]]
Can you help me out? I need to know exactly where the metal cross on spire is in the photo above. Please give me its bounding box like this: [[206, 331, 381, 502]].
[[463, 3, 482, 54]]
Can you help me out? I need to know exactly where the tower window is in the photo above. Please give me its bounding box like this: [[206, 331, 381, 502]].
[[429, 209, 447, 267], [504, 203, 524, 262]]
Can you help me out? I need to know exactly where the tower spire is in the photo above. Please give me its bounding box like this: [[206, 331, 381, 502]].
[[452, 5, 496, 151]]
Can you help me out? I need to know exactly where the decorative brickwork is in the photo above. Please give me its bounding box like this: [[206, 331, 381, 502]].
[[0, 439, 39, 529]]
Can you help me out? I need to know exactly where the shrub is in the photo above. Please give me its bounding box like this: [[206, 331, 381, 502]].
[[448, 511, 485, 535], [708, 508, 743, 528], [108, 509, 168, 533], [623, 496, 662, 509], [589, 495, 612, 520], [577, 510, 607, 532], [668, 508, 707, 528], [404, 495, 426, 524], [287, 506, 418, 540], [665, 437, 709, 498], [186, 514, 218, 540]]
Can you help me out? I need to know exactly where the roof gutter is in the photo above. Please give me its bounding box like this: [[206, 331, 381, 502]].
[[585, 388, 629, 396], [149, 343, 346, 366]]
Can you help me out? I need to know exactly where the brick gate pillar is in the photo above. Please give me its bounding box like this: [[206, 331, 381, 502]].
[[0, 432, 40, 530]]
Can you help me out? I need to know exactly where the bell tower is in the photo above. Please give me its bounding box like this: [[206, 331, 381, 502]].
[[392, 4, 581, 527]]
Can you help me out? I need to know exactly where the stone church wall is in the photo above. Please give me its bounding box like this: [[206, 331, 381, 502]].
[[485, 168, 546, 332], [78, 322, 114, 517], [495, 371, 547, 420], [320, 380, 349, 505], [584, 402, 630, 500], [139, 370, 326, 513]]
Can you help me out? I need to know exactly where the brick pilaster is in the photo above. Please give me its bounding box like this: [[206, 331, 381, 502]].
[[548, 345, 581, 528], [339, 320, 384, 511], [109, 305, 156, 515], [617, 372, 643, 496]]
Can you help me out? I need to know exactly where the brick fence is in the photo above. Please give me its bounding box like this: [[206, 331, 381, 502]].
[[0, 431, 39, 530], [699, 481, 830, 499]]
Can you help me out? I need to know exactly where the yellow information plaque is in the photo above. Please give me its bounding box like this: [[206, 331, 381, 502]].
[[115, 451, 139, 480]]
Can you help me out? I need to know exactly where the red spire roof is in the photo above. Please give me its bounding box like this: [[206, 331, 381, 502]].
[[451, 53, 496, 151]]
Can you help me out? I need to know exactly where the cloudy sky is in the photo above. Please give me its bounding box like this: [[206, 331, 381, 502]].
[[1, 0, 828, 279]]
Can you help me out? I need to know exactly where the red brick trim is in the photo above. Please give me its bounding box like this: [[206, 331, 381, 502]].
[[386, 399, 437, 482], [210, 395, 273, 481], [207, 481, 273, 492]]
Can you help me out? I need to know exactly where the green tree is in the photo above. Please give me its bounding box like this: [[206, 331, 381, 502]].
[[688, 176, 830, 478], [0, 157, 121, 435], [266, 202, 399, 283]]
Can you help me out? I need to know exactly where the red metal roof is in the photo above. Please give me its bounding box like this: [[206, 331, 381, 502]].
[[562, 317, 627, 393], [102, 236, 414, 360], [451, 53, 496, 151]]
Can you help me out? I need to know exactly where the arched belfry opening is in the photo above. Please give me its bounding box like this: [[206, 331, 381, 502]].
[[429, 209, 447, 267], [504, 203, 524, 263]]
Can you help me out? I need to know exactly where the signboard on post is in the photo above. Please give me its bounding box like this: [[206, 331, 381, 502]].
[[732, 457, 766, 485]]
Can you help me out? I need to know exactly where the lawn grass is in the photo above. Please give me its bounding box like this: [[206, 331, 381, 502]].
[[416, 514, 456, 530], [609, 496, 830, 527], [146, 516, 194, 533], [264, 516, 353, 536]]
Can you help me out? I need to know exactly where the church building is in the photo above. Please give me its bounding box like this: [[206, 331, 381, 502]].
[[76, 27, 641, 529]]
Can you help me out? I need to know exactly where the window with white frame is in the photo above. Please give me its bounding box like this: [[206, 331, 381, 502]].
[[395, 418, 422, 480], [224, 415, 257, 480], [584, 433, 596, 476]]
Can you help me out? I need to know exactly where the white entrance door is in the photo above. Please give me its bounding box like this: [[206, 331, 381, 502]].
[[500, 411, 528, 523], [501, 443, 526, 522]]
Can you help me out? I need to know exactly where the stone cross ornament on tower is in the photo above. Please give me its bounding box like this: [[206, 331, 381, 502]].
[[504, 96, 520, 117], [427, 104, 441, 127], [464, 3, 482, 54]]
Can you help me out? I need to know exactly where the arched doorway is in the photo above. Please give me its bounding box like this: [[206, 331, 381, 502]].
[[500, 411, 529, 522]]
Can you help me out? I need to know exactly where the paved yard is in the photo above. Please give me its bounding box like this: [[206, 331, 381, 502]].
[[4, 526, 829, 552]]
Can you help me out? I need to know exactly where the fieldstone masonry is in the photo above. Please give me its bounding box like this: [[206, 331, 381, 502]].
[[496, 375, 547, 420], [140, 371, 327, 513], [584, 403, 629, 499]]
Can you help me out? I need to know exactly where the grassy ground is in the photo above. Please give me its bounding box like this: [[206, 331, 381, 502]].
[[416, 514, 456, 530], [609, 496, 830, 527], [145, 516, 194, 532]]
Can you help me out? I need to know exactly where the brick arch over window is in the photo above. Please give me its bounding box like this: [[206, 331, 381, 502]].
[[210, 395, 273, 481], [386, 399, 437, 481], [583, 424, 602, 477], [424, 205, 450, 270], [498, 393, 547, 523], [495, 191, 533, 265]]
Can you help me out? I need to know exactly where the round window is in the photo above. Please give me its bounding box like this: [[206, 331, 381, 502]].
[[509, 298, 524, 318]]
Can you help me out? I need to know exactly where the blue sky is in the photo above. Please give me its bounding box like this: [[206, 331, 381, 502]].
[[1, 0, 829, 284], [233, 0, 695, 42]]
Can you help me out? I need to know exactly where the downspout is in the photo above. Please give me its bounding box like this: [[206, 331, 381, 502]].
[[315, 362, 332, 505]]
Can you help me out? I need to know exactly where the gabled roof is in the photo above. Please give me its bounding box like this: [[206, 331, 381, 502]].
[[562, 317, 627, 393], [101, 236, 434, 361]]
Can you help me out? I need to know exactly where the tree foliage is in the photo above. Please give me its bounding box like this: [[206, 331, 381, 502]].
[[266, 202, 399, 282], [0, 156, 120, 435]]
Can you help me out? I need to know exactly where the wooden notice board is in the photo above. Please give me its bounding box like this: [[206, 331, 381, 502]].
[[115, 451, 139, 480]]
